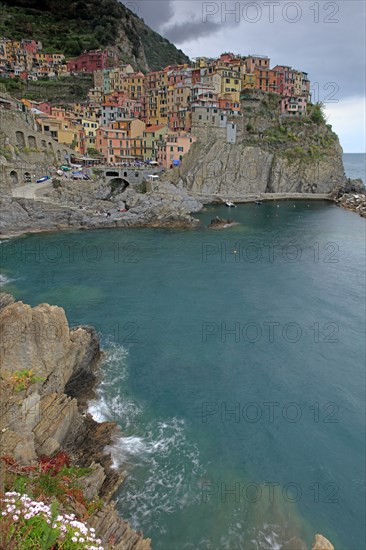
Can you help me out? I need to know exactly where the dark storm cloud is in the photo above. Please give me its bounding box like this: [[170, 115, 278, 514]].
[[120, 0, 365, 99], [120, 0, 175, 29], [163, 18, 222, 42]]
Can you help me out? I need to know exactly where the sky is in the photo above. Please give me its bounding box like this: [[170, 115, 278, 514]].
[[121, 0, 366, 152]]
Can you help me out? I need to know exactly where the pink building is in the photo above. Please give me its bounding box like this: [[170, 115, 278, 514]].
[[157, 132, 196, 169], [281, 96, 307, 117]]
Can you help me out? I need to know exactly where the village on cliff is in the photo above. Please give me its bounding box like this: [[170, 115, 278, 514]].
[[0, 39, 311, 169]]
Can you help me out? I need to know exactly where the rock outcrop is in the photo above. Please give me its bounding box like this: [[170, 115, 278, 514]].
[[173, 96, 347, 197], [0, 181, 203, 236], [0, 292, 151, 549], [312, 534, 334, 549], [336, 191, 366, 218]]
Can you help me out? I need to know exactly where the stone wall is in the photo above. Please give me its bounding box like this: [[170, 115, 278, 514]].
[[0, 109, 73, 192]]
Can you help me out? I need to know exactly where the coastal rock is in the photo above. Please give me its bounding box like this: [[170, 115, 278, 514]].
[[208, 216, 238, 229], [173, 101, 347, 197], [312, 534, 335, 549], [0, 293, 151, 549], [0, 300, 98, 395], [0, 179, 202, 236], [336, 191, 366, 218]]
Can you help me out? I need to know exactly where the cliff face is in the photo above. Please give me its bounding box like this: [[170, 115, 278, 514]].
[[175, 96, 346, 197], [0, 292, 151, 549]]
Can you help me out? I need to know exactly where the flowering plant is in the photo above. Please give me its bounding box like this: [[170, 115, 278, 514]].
[[0, 492, 103, 550]]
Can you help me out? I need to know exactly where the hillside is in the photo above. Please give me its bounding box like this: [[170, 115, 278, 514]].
[[0, 0, 189, 71]]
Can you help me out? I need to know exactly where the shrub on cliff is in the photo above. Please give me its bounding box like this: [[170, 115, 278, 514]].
[[0, 492, 103, 549], [310, 103, 326, 125]]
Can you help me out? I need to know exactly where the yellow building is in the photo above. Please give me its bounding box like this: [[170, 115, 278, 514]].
[[215, 67, 241, 95], [37, 116, 84, 153], [82, 117, 99, 149], [294, 71, 303, 96], [242, 73, 256, 89], [113, 118, 146, 138], [121, 72, 146, 100]]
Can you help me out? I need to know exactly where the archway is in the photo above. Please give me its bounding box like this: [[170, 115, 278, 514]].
[[9, 170, 18, 186], [16, 131, 25, 148], [28, 135, 36, 149], [109, 178, 129, 193]]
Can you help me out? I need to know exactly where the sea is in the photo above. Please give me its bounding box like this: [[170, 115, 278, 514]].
[[0, 153, 365, 550]]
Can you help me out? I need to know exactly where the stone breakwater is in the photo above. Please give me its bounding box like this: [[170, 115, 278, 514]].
[[336, 192, 366, 218], [0, 292, 151, 549]]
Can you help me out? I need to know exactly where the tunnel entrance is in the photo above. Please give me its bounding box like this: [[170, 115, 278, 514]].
[[109, 178, 130, 193]]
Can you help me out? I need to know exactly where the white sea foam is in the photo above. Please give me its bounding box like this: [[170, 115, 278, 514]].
[[0, 274, 13, 286], [88, 342, 204, 535]]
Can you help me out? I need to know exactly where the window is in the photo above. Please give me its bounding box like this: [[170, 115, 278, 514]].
[[178, 147, 183, 152]]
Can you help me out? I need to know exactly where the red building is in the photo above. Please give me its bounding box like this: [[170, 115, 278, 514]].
[[67, 50, 115, 73]]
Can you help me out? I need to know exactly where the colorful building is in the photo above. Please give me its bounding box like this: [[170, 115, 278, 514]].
[[157, 132, 196, 169], [67, 50, 116, 73]]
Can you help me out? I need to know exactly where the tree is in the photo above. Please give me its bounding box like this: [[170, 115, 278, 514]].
[[310, 103, 326, 125]]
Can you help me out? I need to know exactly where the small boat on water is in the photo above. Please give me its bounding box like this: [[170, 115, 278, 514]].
[[225, 201, 236, 207], [255, 200, 263, 205]]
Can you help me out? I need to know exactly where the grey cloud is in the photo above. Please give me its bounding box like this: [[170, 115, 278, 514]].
[[120, 0, 175, 30], [163, 18, 222, 43]]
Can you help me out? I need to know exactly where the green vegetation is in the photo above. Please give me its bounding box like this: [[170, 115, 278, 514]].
[[309, 102, 326, 124], [10, 369, 45, 392], [87, 147, 103, 158], [0, 145, 12, 160], [0, 0, 189, 71], [1, 452, 103, 518], [264, 125, 299, 143], [0, 75, 93, 102]]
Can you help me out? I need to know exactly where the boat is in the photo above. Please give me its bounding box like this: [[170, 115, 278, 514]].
[[36, 176, 50, 183], [225, 201, 236, 207], [255, 200, 263, 205]]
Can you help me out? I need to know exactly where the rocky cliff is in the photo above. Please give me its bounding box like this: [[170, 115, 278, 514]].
[[0, 292, 151, 549], [174, 95, 347, 197]]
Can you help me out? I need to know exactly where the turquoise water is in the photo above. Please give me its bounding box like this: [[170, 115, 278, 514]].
[[0, 200, 365, 550]]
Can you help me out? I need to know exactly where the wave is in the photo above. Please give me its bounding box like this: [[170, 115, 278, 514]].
[[88, 342, 204, 534], [0, 274, 13, 286], [114, 416, 204, 532]]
